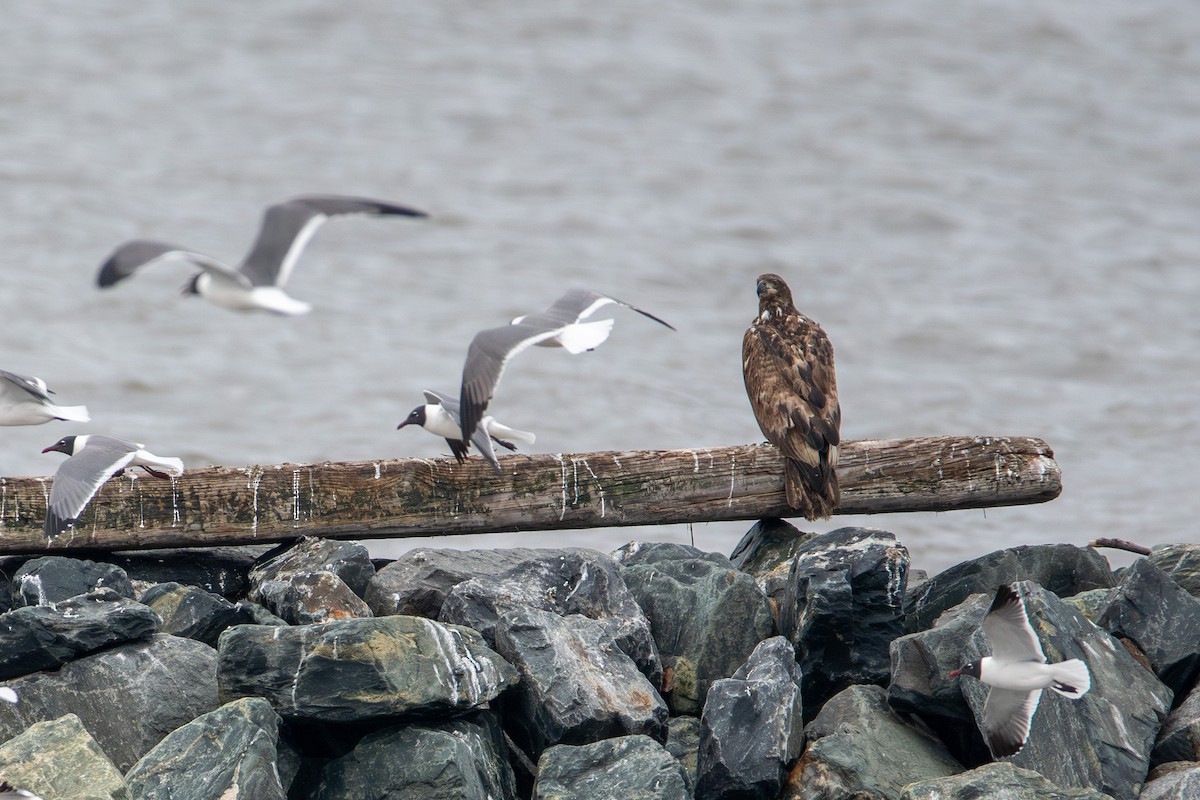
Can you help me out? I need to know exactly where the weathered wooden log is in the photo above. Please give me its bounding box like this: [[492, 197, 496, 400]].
[[0, 436, 1060, 555]]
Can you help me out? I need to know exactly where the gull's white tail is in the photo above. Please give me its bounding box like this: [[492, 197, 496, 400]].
[[555, 319, 615, 354], [1048, 658, 1091, 698], [486, 421, 536, 447], [139, 453, 185, 477], [50, 404, 90, 423]]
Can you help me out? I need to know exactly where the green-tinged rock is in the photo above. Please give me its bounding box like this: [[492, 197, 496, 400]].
[[0, 713, 129, 800], [1064, 587, 1115, 623], [786, 685, 962, 799], [617, 542, 776, 714], [494, 607, 668, 756], [125, 697, 284, 799], [665, 715, 701, 791], [140, 582, 249, 646], [899, 761, 1116, 799], [11, 556, 135, 607], [0, 634, 219, 772], [0, 588, 160, 679], [312, 712, 517, 800], [533, 734, 690, 800], [217, 615, 517, 722]]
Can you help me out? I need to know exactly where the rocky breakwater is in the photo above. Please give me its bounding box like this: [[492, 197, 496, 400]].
[[0, 531, 1199, 798]]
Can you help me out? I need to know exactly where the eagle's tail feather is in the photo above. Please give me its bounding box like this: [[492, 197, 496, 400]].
[[784, 459, 838, 521]]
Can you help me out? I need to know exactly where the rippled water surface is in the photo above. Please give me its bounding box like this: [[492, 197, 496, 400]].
[[1, 2, 1197, 574]]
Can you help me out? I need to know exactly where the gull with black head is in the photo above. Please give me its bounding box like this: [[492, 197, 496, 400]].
[[41, 435, 184, 537], [398, 389, 536, 474], [97, 194, 427, 315], [0, 369, 89, 426], [457, 288, 675, 448], [949, 583, 1091, 757]]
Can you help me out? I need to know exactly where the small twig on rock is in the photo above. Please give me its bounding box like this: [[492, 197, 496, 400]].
[[1089, 537, 1152, 556], [503, 730, 538, 776]]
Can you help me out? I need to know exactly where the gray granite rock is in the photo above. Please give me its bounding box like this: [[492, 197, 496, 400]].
[[312, 712, 517, 800], [494, 607, 668, 756], [888, 591, 994, 763], [789, 684, 962, 800], [1153, 683, 1200, 764], [365, 546, 553, 618], [441, 547, 662, 686], [533, 734, 690, 800], [11, 556, 135, 607], [1097, 557, 1200, 699], [904, 544, 1114, 633], [0, 634, 219, 772], [125, 697, 286, 800], [617, 542, 776, 714], [899, 761, 1116, 799], [140, 581, 251, 646], [955, 581, 1171, 800], [0, 588, 160, 679], [728, 518, 815, 604], [696, 636, 805, 799], [254, 570, 373, 624], [217, 615, 517, 722], [1148, 544, 1200, 599], [1140, 762, 1200, 800], [249, 536, 374, 597], [776, 527, 909, 714], [0, 713, 130, 800]]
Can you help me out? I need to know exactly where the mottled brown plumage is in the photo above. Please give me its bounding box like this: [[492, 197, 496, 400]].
[[742, 273, 841, 519]]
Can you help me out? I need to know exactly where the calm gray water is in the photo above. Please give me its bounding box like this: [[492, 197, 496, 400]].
[[1, 2, 1196, 574]]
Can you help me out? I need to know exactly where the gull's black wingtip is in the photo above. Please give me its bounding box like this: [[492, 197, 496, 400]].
[[987, 731, 1027, 759], [989, 583, 1020, 613]]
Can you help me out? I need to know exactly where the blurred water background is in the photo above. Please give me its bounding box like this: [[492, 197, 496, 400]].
[[1, 1, 1196, 574]]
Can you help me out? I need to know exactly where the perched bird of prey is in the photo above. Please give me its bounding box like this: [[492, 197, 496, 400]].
[[0, 370, 89, 425], [398, 389, 536, 474], [96, 195, 427, 315], [741, 273, 840, 519], [41, 434, 184, 537], [949, 583, 1091, 757], [457, 288, 675, 448]]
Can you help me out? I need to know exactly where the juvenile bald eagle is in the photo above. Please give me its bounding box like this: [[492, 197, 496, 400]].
[[742, 273, 840, 519]]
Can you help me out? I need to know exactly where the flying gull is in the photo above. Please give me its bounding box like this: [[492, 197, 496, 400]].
[[398, 389, 535, 474], [41, 434, 184, 537], [0, 369, 89, 426], [0, 783, 42, 800], [96, 195, 428, 315], [949, 583, 1091, 757], [742, 273, 840, 520], [457, 288, 675, 448]]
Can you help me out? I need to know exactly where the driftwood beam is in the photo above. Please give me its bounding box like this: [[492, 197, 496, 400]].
[[0, 435, 1060, 555]]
